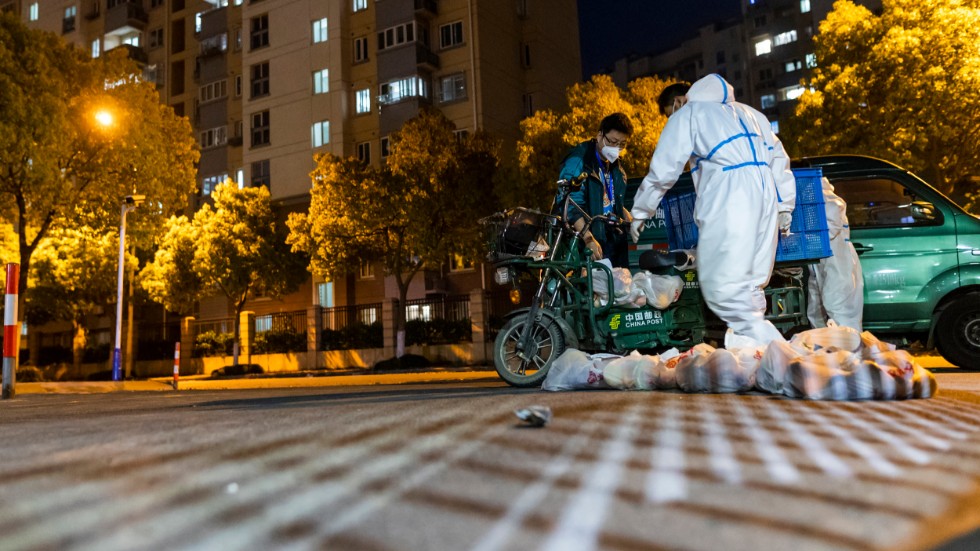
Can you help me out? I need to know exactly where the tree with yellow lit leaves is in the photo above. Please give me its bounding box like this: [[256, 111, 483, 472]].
[[508, 74, 675, 211], [782, 0, 980, 208]]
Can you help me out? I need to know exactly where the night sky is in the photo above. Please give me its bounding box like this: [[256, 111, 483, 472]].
[[577, 0, 744, 78]]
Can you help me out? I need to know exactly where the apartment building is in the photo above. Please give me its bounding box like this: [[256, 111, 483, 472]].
[[13, 0, 581, 323], [607, 0, 882, 132]]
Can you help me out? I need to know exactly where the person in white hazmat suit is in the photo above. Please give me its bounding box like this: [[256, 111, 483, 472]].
[[806, 177, 864, 331], [630, 74, 797, 344]]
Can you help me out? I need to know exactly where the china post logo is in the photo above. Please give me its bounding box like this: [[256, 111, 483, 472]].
[[609, 314, 621, 330]]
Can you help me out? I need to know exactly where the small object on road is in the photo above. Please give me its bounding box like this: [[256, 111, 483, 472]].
[[514, 405, 552, 427]]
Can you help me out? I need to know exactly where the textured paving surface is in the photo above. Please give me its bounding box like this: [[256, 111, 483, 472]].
[[1, 385, 980, 550]]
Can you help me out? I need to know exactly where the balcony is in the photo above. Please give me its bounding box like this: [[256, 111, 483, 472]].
[[108, 43, 148, 64], [414, 0, 437, 18], [105, 1, 148, 35], [416, 44, 439, 71]]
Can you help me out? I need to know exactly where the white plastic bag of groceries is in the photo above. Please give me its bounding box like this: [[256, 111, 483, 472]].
[[632, 271, 684, 310], [675, 344, 752, 393], [757, 340, 808, 394], [724, 330, 766, 388], [542, 349, 613, 391], [603, 350, 660, 390], [858, 331, 937, 399], [783, 349, 851, 400], [790, 321, 862, 352]]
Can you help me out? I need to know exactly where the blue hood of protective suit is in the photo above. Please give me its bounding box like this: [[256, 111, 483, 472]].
[[686, 74, 736, 105]]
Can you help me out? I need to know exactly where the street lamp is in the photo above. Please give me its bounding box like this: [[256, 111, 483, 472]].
[[112, 194, 145, 382]]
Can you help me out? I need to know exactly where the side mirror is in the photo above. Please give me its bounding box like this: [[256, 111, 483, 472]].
[[908, 201, 938, 222]]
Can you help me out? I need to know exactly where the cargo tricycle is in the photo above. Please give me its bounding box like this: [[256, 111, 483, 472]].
[[482, 169, 829, 387]]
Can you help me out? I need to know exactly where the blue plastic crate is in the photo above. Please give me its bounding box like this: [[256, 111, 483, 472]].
[[791, 167, 824, 204], [662, 167, 832, 261]]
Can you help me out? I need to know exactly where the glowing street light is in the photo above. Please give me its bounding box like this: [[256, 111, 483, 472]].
[[94, 109, 114, 128]]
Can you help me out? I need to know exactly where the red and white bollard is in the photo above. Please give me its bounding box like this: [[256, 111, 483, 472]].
[[172, 342, 180, 390], [3, 263, 20, 400]]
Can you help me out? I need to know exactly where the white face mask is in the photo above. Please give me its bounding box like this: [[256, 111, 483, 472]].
[[601, 145, 621, 163]]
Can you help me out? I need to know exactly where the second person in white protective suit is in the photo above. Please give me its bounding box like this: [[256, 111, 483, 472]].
[[630, 74, 797, 344], [806, 177, 864, 331]]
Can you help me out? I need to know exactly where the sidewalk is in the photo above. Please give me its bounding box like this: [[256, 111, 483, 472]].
[[10, 369, 502, 395]]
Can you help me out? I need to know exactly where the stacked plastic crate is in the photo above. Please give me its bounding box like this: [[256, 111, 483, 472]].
[[662, 167, 832, 262]]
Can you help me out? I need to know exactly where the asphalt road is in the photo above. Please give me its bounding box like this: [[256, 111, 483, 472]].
[[2, 373, 980, 551]]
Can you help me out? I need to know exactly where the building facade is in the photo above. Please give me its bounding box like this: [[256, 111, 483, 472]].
[[11, 0, 581, 344]]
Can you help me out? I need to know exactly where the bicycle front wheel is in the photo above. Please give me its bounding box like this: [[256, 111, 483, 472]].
[[493, 313, 566, 387]]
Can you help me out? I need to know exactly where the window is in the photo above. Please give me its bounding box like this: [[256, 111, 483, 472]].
[[357, 142, 371, 163], [200, 80, 228, 103], [770, 120, 779, 134], [353, 0, 368, 11], [250, 14, 269, 50], [835, 178, 939, 228], [251, 110, 270, 147], [759, 67, 773, 81], [806, 53, 818, 69], [354, 36, 368, 62], [63, 5, 76, 33], [521, 42, 531, 68], [195, 12, 203, 33], [438, 73, 466, 103], [377, 21, 419, 51], [378, 75, 429, 104], [91, 39, 100, 58], [312, 17, 328, 43], [522, 93, 534, 117], [439, 21, 463, 49], [380, 136, 390, 158], [754, 15, 766, 27], [454, 129, 469, 143], [149, 28, 164, 49], [236, 168, 244, 188], [202, 173, 228, 195], [235, 74, 242, 97], [311, 120, 329, 148], [251, 159, 270, 188], [355, 88, 370, 113], [313, 69, 329, 94], [778, 85, 805, 101], [773, 30, 798, 47], [250, 62, 269, 98], [449, 252, 474, 272], [800, 0, 811, 13], [760, 94, 777, 109], [151, 0, 163, 7], [359, 261, 375, 279], [200, 33, 227, 55], [754, 38, 771, 56], [29, 2, 38, 20], [317, 282, 334, 308], [784, 59, 802, 73], [516, 0, 527, 19]]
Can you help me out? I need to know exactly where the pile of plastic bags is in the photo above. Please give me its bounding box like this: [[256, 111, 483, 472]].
[[591, 259, 684, 309], [542, 324, 937, 400]]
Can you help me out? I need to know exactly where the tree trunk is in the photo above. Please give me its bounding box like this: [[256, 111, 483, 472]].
[[396, 281, 408, 358], [71, 321, 85, 372]]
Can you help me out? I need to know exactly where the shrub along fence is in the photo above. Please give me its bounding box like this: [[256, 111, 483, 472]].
[[321, 303, 383, 350]]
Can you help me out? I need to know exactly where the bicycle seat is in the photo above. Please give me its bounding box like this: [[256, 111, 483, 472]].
[[638, 250, 689, 272]]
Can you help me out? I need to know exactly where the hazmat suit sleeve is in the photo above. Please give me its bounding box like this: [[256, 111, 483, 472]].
[[766, 123, 796, 215], [631, 109, 694, 221], [822, 178, 845, 240]]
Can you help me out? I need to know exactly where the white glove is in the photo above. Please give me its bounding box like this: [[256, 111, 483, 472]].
[[630, 219, 645, 243], [777, 212, 793, 235]]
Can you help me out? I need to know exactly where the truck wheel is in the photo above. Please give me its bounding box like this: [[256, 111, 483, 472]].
[[935, 294, 980, 370], [493, 313, 566, 387]]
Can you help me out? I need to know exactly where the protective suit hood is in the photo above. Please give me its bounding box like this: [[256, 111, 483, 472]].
[[686, 74, 736, 105]]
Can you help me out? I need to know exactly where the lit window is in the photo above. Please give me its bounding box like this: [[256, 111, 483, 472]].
[[438, 73, 466, 103], [806, 53, 818, 69], [352, 0, 367, 12], [29, 2, 38, 21], [773, 30, 798, 47], [800, 0, 811, 13], [202, 174, 229, 195], [778, 85, 805, 101], [313, 69, 329, 94], [355, 88, 370, 113], [317, 282, 334, 307], [771, 120, 780, 134], [312, 120, 330, 148], [359, 261, 375, 279], [760, 94, 777, 109], [312, 18, 328, 43], [784, 59, 802, 73], [91, 39, 100, 58], [195, 12, 203, 33], [754, 39, 772, 56], [378, 75, 430, 104], [449, 253, 474, 272]]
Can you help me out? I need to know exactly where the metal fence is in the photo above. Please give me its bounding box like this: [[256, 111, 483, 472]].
[[192, 317, 235, 337], [321, 303, 382, 331], [400, 295, 469, 322], [255, 310, 307, 334]]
